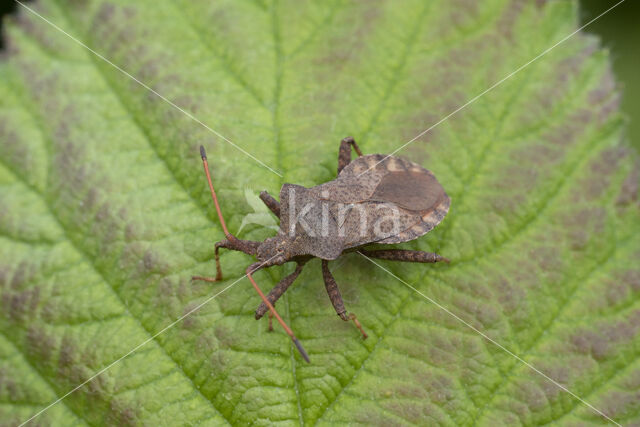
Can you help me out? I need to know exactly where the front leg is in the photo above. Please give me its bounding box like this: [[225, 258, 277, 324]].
[[259, 191, 280, 217], [192, 238, 261, 282], [337, 136, 364, 175], [359, 249, 450, 264]]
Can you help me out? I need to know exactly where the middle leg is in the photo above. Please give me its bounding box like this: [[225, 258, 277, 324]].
[[321, 260, 368, 339], [255, 261, 307, 320]]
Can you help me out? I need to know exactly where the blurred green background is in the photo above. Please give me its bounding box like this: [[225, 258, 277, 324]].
[[0, 0, 637, 151], [580, 0, 639, 152]]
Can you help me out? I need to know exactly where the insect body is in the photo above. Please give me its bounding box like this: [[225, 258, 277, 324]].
[[193, 137, 450, 362]]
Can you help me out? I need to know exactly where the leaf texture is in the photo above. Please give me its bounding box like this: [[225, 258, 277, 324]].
[[0, 0, 638, 425]]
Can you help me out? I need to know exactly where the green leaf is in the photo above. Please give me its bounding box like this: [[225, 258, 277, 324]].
[[236, 188, 279, 235], [0, 0, 638, 425]]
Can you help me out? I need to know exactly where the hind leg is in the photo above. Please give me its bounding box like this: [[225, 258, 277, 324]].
[[321, 260, 368, 339], [359, 249, 449, 264], [337, 136, 364, 175]]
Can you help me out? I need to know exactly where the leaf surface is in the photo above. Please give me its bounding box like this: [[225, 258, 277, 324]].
[[0, 0, 638, 425]]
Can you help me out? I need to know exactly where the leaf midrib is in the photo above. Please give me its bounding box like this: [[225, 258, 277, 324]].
[[266, 1, 307, 424], [318, 26, 629, 425]]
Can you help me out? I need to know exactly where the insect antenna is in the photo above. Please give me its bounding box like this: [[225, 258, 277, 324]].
[[199, 146, 310, 363], [246, 264, 310, 363], [200, 145, 233, 238]]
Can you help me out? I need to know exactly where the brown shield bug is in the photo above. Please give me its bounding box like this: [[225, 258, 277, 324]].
[[193, 137, 450, 362]]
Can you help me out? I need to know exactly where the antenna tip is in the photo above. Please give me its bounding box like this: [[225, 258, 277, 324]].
[[293, 338, 310, 363], [199, 145, 207, 159]]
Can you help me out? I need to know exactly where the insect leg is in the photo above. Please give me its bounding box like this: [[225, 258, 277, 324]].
[[194, 146, 263, 282], [337, 136, 364, 174], [255, 261, 306, 320], [259, 191, 281, 217], [192, 239, 261, 283], [360, 249, 450, 263], [192, 241, 227, 282], [321, 260, 368, 339], [246, 262, 310, 363]]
